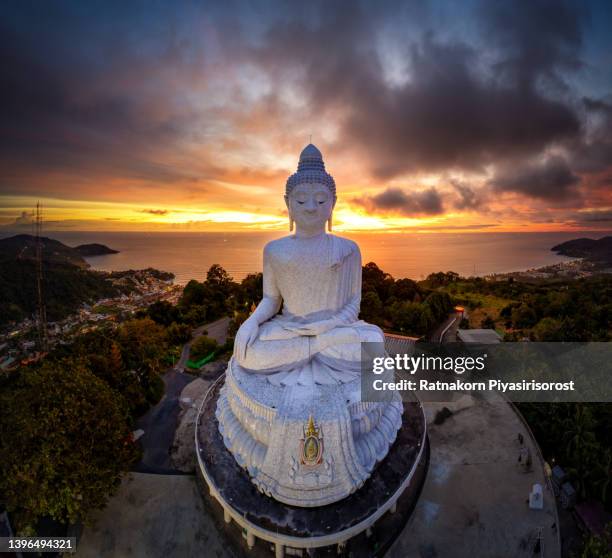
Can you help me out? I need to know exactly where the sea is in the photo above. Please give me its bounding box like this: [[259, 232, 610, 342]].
[[3, 230, 610, 284]]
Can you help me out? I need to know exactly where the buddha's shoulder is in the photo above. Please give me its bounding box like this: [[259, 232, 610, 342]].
[[264, 235, 293, 254], [328, 235, 360, 266], [264, 234, 358, 254], [330, 234, 359, 253]]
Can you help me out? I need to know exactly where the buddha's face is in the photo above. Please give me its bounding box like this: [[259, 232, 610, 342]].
[[285, 182, 335, 234]]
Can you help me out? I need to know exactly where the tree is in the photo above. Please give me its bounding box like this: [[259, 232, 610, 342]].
[[239, 273, 263, 307], [116, 318, 167, 376], [424, 271, 460, 288], [389, 301, 433, 336], [203, 265, 236, 319], [579, 525, 612, 558], [228, 311, 249, 339], [533, 317, 563, 341], [190, 336, 218, 361], [112, 319, 168, 408], [206, 264, 233, 289], [362, 262, 394, 302], [0, 360, 138, 534], [424, 291, 453, 322], [180, 280, 207, 307], [147, 300, 180, 327], [511, 303, 538, 329], [109, 342, 123, 374], [360, 291, 383, 325], [166, 322, 192, 345], [182, 304, 207, 326], [62, 332, 148, 419], [562, 405, 599, 499], [390, 278, 420, 302]]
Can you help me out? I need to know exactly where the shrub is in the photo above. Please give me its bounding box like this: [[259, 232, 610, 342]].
[[190, 336, 218, 361]]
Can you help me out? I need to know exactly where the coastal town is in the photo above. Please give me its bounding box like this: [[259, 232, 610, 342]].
[[0, 268, 182, 372], [487, 258, 607, 282]]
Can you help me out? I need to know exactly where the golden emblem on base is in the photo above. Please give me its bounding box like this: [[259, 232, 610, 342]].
[[300, 414, 324, 467]]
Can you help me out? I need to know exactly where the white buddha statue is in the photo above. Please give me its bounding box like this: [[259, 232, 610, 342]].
[[216, 144, 403, 507]]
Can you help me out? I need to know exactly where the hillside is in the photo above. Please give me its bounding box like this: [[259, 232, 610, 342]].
[[0, 235, 123, 327], [0, 259, 122, 327], [551, 236, 612, 263], [0, 234, 89, 268]]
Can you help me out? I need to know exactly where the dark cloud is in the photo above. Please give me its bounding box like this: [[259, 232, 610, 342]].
[[0, 211, 58, 231], [140, 209, 169, 215], [347, 39, 580, 178], [253, 0, 584, 182], [356, 187, 444, 216], [0, 3, 207, 193], [573, 209, 612, 222], [567, 96, 612, 174], [479, 0, 585, 88], [14, 211, 33, 226], [490, 156, 580, 200], [450, 180, 484, 210]]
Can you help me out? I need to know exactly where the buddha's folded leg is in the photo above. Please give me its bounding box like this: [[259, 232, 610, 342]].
[[237, 322, 382, 373], [320, 323, 384, 361], [314, 323, 385, 383], [236, 335, 312, 372]]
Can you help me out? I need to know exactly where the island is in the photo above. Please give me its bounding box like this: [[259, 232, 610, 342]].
[[74, 243, 119, 256]]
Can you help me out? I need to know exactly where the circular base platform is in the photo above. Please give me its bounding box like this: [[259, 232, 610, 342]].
[[196, 375, 428, 556]]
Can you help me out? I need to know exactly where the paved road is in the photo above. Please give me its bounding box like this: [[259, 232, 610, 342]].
[[134, 317, 230, 473], [429, 311, 461, 343], [134, 368, 196, 473]]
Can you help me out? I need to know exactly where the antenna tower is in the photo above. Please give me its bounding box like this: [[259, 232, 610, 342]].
[[35, 202, 48, 352]]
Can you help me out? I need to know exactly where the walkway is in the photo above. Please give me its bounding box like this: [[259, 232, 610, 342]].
[[389, 395, 560, 558], [134, 317, 230, 472]]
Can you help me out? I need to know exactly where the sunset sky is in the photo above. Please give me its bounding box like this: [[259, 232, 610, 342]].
[[1, 0, 612, 233]]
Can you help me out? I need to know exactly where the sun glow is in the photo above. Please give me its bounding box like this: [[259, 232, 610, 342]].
[[0, 192, 601, 233], [161, 210, 286, 227]]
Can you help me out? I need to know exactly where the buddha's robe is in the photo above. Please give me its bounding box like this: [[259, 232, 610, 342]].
[[234, 233, 383, 386]]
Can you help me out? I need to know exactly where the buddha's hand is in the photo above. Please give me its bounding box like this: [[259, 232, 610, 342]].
[[235, 317, 259, 362], [283, 319, 336, 337]]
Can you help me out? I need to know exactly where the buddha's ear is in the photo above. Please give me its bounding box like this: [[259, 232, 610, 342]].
[[284, 194, 290, 209]]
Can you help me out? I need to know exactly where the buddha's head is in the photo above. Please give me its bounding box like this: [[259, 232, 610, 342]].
[[285, 144, 336, 234]]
